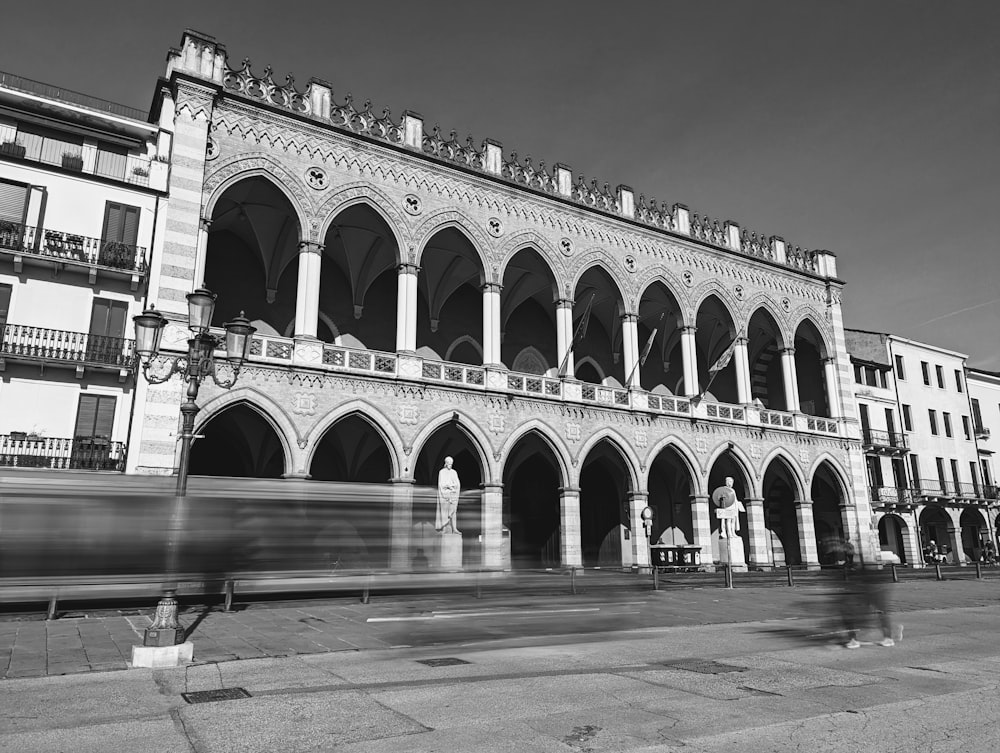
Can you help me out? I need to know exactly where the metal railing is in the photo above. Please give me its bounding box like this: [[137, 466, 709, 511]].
[[0, 324, 135, 368], [0, 70, 147, 121], [0, 222, 146, 273], [0, 434, 126, 471], [0, 127, 151, 187], [870, 486, 914, 505], [862, 428, 907, 450], [912, 479, 998, 501]]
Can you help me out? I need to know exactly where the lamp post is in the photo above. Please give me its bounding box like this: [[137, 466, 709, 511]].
[[133, 287, 255, 647]]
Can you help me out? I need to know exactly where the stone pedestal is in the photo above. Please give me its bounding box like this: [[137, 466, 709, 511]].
[[131, 641, 193, 669], [718, 535, 748, 572], [437, 532, 463, 571]]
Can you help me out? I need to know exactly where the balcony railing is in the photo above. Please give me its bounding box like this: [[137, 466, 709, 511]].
[[870, 486, 915, 505], [1, 324, 135, 369], [974, 424, 991, 440], [862, 428, 908, 451], [0, 434, 126, 471], [0, 221, 147, 274], [912, 479, 998, 502], [0, 70, 148, 121]]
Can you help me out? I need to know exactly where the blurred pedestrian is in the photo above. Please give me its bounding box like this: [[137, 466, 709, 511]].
[[843, 538, 855, 568], [841, 565, 898, 649]]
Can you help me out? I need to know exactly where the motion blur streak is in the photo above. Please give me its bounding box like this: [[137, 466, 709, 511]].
[[0, 469, 481, 604]]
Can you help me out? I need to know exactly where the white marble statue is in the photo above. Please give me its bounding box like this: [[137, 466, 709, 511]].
[[712, 476, 746, 539], [435, 456, 461, 534]]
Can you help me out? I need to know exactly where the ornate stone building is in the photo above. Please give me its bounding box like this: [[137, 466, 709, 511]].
[[128, 30, 877, 572]]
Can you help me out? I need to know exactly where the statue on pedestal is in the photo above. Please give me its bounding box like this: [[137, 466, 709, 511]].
[[435, 456, 461, 534], [711, 476, 745, 539]]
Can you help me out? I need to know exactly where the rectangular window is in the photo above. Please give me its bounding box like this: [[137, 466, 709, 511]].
[[99, 201, 140, 268], [943, 412, 953, 438], [950, 459, 961, 496], [971, 462, 981, 495], [853, 363, 862, 385], [866, 456, 884, 489], [0, 282, 10, 328], [935, 365, 944, 388], [962, 415, 971, 440], [902, 404, 913, 432], [72, 394, 116, 470], [87, 297, 128, 363], [983, 460, 994, 487], [935, 457, 947, 493], [885, 408, 897, 446], [0, 179, 29, 252], [894, 354, 905, 380], [94, 143, 128, 182], [929, 409, 938, 435], [921, 361, 930, 385], [971, 398, 984, 432], [955, 370, 964, 393], [910, 455, 921, 490], [891, 458, 907, 490]]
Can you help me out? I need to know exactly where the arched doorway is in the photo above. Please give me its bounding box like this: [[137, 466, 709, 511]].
[[794, 320, 830, 418], [761, 458, 802, 566], [960, 507, 987, 563], [501, 248, 558, 374], [579, 439, 633, 566], [207, 177, 301, 336], [919, 506, 952, 562], [319, 203, 400, 350], [811, 462, 848, 565], [417, 228, 484, 364], [878, 514, 908, 564], [707, 452, 752, 564], [502, 431, 563, 568], [695, 295, 738, 403], [412, 422, 485, 566], [189, 403, 285, 478], [647, 445, 696, 548]]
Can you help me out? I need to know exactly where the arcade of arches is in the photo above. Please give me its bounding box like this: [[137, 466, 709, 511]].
[[202, 177, 838, 416], [189, 401, 857, 572]]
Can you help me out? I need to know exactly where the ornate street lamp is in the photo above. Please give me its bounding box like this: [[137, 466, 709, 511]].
[[133, 288, 255, 648]]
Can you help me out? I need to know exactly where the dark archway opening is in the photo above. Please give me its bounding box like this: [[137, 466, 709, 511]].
[[580, 441, 632, 567], [647, 447, 695, 547], [762, 460, 801, 565], [189, 404, 285, 478], [503, 433, 562, 569]]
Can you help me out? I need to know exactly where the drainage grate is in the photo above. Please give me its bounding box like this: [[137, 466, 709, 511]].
[[182, 688, 252, 704], [416, 657, 471, 667], [661, 659, 745, 674]]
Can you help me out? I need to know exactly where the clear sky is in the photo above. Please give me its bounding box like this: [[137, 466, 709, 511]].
[[4, 1, 998, 368]]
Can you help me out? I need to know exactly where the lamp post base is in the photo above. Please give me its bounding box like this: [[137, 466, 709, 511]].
[[143, 627, 186, 647], [131, 641, 194, 669]]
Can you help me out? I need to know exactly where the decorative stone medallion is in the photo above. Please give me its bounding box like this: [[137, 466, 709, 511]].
[[781, 297, 791, 312], [560, 238, 573, 256], [634, 429, 648, 449], [205, 138, 220, 161], [399, 405, 421, 425], [566, 422, 581, 443], [404, 194, 422, 215], [683, 270, 694, 287], [305, 167, 329, 190], [291, 392, 317, 416], [487, 217, 504, 237], [734, 284, 744, 300], [624, 255, 637, 273], [488, 413, 506, 434]]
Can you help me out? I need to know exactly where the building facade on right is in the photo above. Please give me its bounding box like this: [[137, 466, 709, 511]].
[[967, 367, 1000, 506], [847, 329, 998, 566]]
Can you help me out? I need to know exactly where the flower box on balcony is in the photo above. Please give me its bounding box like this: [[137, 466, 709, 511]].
[[99, 240, 133, 269], [61, 152, 84, 172], [9, 431, 27, 441], [0, 141, 26, 159]]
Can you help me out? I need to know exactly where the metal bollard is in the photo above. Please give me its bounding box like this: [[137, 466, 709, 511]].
[[475, 569, 482, 599], [935, 563, 943, 581], [46, 594, 58, 621], [570, 567, 577, 595], [843, 563, 850, 581], [653, 566, 659, 591], [786, 565, 794, 587], [724, 564, 734, 589], [223, 580, 235, 612], [891, 564, 899, 583], [360, 573, 371, 604], [976, 562, 983, 580]]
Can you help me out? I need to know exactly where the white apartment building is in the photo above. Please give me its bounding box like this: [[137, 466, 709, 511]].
[[967, 368, 1000, 506], [0, 70, 168, 471], [847, 329, 995, 566]]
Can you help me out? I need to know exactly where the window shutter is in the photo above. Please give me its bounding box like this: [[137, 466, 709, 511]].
[[0, 284, 10, 327], [122, 206, 139, 246], [102, 202, 123, 243], [107, 300, 127, 339], [89, 298, 111, 336], [93, 396, 116, 440], [74, 395, 99, 439], [0, 180, 27, 223]]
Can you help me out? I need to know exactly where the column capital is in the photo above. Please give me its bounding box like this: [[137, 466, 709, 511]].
[[794, 498, 813, 508], [620, 312, 639, 323], [744, 497, 764, 506], [689, 494, 709, 502], [398, 262, 420, 275], [555, 298, 574, 309], [298, 241, 324, 255], [681, 325, 697, 334], [734, 335, 749, 345], [558, 486, 582, 495], [389, 477, 416, 485], [199, 216, 212, 230], [481, 482, 504, 491], [782, 346, 797, 356], [481, 281, 503, 294], [823, 356, 837, 365]]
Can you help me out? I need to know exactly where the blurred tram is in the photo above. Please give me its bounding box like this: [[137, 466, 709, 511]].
[[0, 469, 484, 606]]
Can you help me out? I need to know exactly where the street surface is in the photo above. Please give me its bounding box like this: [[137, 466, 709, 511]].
[[2, 574, 1000, 751]]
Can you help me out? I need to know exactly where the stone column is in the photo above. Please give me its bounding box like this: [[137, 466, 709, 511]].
[[795, 499, 821, 569], [559, 487, 583, 567], [389, 478, 414, 571], [621, 313, 639, 388], [396, 263, 419, 353], [481, 482, 505, 569], [681, 326, 699, 397], [781, 348, 799, 412], [627, 491, 650, 567], [555, 298, 574, 377], [293, 242, 323, 339], [482, 282, 503, 367], [744, 497, 770, 567], [947, 526, 966, 565], [193, 217, 212, 290], [823, 357, 840, 418], [690, 494, 713, 568], [734, 337, 752, 404]]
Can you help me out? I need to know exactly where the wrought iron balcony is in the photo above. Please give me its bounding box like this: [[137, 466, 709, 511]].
[[0, 221, 147, 276], [974, 424, 991, 440], [0, 324, 135, 371], [912, 479, 997, 503], [862, 428, 908, 452], [870, 486, 915, 506], [0, 434, 126, 471]]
